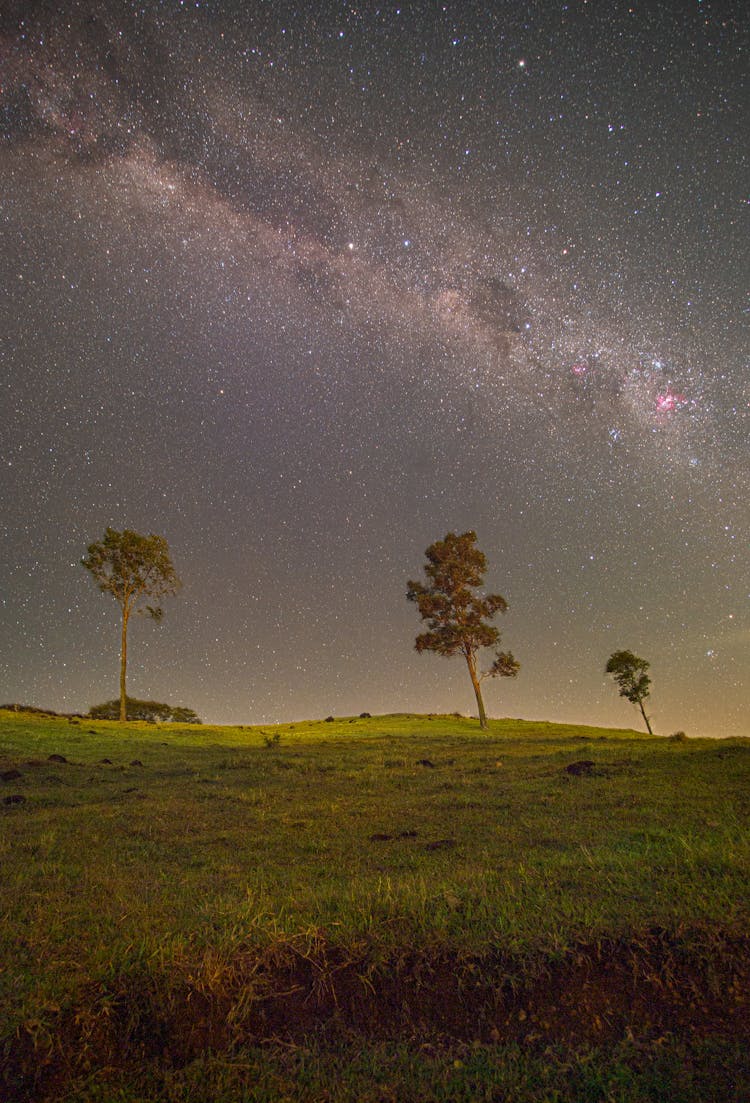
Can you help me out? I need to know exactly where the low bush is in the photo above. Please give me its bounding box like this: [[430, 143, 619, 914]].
[[88, 697, 202, 723]]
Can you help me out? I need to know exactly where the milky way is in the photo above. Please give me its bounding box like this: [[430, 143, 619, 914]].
[[1, 1, 747, 735]]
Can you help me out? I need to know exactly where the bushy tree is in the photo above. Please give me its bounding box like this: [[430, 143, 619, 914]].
[[605, 649, 653, 734], [82, 528, 180, 721], [89, 697, 201, 723], [407, 531, 519, 729], [169, 706, 202, 724]]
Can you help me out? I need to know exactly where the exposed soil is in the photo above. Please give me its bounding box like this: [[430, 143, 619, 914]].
[[3, 928, 747, 1101]]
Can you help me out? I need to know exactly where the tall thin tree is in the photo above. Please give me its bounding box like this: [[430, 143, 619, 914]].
[[82, 528, 180, 721], [407, 531, 519, 729], [605, 649, 653, 734]]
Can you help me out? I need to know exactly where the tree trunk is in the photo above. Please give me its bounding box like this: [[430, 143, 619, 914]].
[[639, 699, 653, 735], [465, 651, 488, 730], [120, 607, 129, 722]]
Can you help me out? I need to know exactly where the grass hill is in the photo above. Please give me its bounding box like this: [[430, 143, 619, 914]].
[[1, 709, 748, 1101]]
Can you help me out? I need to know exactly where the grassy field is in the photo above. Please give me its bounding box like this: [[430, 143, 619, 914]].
[[1, 708, 748, 1101]]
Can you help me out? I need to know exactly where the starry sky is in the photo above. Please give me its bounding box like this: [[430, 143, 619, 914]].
[[1, 0, 747, 736]]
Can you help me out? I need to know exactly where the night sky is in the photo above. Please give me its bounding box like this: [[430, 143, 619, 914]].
[[1, 1, 747, 736]]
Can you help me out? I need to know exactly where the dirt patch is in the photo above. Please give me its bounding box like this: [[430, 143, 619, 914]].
[[565, 760, 595, 776], [424, 838, 456, 851], [253, 930, 749, 1048], [4, 928, 748, 1101]]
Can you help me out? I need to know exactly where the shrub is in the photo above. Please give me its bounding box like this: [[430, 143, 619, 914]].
[[89, 697, 202, 723], [1, 703, 60, 716]]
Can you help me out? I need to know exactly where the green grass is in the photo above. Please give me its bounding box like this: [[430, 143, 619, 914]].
[[26, 1038, 750, 1103], [1, 709, 749, 1101]]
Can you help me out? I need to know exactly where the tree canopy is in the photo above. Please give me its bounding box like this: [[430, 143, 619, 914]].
[[82, 528, 180, 722], [407, 531, 519, 729]]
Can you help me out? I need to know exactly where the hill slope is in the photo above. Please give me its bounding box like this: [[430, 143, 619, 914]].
[[2, 710, 748, 1101]]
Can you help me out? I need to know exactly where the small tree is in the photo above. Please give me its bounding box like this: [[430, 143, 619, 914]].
[[605, 649, 653, 734], [407, 531, 519, 730], [82, 528, 180, 722], [170, 706, 202, 724]]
